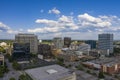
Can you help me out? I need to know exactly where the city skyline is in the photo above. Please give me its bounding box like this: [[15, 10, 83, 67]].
[[0, 0, 120, 40]]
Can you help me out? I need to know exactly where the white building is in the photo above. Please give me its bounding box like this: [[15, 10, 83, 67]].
[[77, 43, 91, 55], [0, 42, 7, 47], [53, 37, 64, 49]]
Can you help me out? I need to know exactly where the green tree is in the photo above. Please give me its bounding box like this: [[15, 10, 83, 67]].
[[56, 57, 64, 66], [0, 71, 3, 77], [19, 74, 33, 80], [0, 46, 5, 53], [86, 70, 91, 74], [12, 61, 20, 70], [5, 54, 13, 62], [9, 77, 15, 80], [76, 65, 84, 70], [98, 71, 105, 79]]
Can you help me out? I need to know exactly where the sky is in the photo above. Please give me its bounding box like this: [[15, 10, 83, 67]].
[[0, 0, 120, 40]]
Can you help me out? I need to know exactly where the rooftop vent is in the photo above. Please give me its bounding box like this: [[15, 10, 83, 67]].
[[46, 69, 58, 74]]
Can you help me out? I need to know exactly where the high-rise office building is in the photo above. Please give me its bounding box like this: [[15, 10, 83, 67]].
[[12, 43, 30, 60], [53, 37, 64, 49], [98, 33, 113, 53], [85, 40, 96, 49], [64, 37, 71, 47], [15, 34, 38, 54]]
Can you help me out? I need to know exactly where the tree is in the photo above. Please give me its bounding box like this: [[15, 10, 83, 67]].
[[98, 71, 105, 79], [9, 77, 15, 80], [76, 65, 84, 70], [56, 57, 64, 66], [12, 61, 20, 70], [0, 71, 3, 77], [86, 70, 91, 74], [19, 74, 33, 80], [5, 54, 13, 62], [0, 46, 6, 53]]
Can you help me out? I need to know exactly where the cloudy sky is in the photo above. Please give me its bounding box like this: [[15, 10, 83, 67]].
[[0, 0, 120, 40]]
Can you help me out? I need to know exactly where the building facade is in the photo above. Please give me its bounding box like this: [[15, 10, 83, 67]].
[[53, 37, 64, 49], [64, 37, 71, 47], [98, 33, 113, 54], [78, 43, 91, 55], [0, 54, 4, 66], [12, 43, 30, 60], [15, 34, 38, 54], [85, 40, 96, 49], [38, 44, 52, 58]]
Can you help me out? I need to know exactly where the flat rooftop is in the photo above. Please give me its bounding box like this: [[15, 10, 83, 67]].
[[88, 56, 120, 67], [25, 64, 74, 80]]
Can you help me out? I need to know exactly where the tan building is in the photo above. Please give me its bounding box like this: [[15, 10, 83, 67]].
[[82, 57, 120, 74], [0, 54, 4, 66], [101, 63, 120, 74], [6, 44, 12, 55], [59, 53, 79, 62], [15, 34, 38, 54], [52, 49, 62, 57]]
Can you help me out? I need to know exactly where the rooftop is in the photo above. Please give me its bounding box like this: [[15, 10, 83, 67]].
[[25, 64, 74, 80]]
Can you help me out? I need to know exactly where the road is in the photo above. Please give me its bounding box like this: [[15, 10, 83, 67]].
[[0, 59, 21, 80]]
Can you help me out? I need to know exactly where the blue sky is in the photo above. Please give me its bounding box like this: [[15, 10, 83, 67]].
[[0, 0, 120, 40]]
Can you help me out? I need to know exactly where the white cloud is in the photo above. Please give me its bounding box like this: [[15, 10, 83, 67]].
[[1, 12, 120, 39], [28, 15, 79, 33], [35, 19, 58, 25], [58, 15, 73, 23], [78, 13, 111, 27], [28, 12, 120, 40], [0, 22, 10, 31], [0, 22, 24, 34], [48, 8, 61, 15]]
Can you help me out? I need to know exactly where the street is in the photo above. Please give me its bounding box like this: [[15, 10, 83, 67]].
[[0, 59, 21, 80]]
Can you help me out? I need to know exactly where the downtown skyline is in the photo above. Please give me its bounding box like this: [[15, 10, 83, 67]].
[[0, 0, 120, 40]]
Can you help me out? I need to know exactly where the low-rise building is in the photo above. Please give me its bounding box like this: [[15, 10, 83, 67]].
[[59, 50, 79, 62], [77, 43, 91, 55], [6, 44, 12, 55], [0, 42, 7, 47], [82, 57, 120, 74], [0, 54, 4, 66], [52, 49, 62, 57], [25, 64, 76, 80], [38, 44, 53, 58]]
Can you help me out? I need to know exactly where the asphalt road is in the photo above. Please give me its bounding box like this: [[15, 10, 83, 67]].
[[0, 59, 21, 80]]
